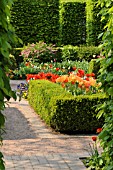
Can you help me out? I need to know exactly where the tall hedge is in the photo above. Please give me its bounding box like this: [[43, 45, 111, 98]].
[[11, 0, 60, 46], [86, 0, 105, 46], [92, 0, 105, 46], [59, 1, 86, 46], [60, 0, 104, 46]]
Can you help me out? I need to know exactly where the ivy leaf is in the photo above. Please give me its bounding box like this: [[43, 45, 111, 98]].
[[99, 158, 104, 166], [0, 90, 4, 101], [107, 87, 113, 96], [97, 109, 104, 119], [9, 90, 17, 100], [98, 32, 103, 39], [0, 101, 5, 110], [0, 113, 5, 127], [105, 165, 113, 170], [106, 72, 113, 82], [0, 156, 5, 170], [0, 78, 4, 89], [99, 130, 108, 140]]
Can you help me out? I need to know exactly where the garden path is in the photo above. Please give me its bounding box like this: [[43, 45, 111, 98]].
[[1, 83, 95, 170]]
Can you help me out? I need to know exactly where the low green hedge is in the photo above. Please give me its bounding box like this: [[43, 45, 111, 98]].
[[60, 45, 101, 61], [51, 95, 105, 133], [28, 80, 72, 125], [28, 80, 105, 133]]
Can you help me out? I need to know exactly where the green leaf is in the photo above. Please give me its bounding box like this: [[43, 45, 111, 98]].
[[106, 72, 113, 82], [107, 87, 113, 95], [97, 109, 104, 119], [0, 78, 4, 89], [0, 113, 5, 127], [99, 130, 108, 140], [105, 165, 113, 170], [0, 158, 5, 170], [98, 32, 103, 39], [99, 158, 104, 166], [9, 90, 17, 100], [0, 91, 4, 101]]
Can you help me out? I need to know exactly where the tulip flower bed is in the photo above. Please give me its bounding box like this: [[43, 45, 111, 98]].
[[26, 72, 60, 83], [28, 79, 106, 133], [26, 68, 102, 96], [56, 70, 102, 95], [8, 60, 89, 80]]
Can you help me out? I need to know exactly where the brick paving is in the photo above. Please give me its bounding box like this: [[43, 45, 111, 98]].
[[1, 94, 96, 170]]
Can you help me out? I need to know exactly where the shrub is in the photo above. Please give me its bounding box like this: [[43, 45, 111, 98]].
[[20, 41, 61, 64]]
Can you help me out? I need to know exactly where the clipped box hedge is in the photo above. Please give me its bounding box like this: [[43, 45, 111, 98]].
[[28, 80, 105, 133], [60, 45, 101, 61]]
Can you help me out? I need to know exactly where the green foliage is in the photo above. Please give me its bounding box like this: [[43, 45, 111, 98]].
[[11, 0, 60, 46], [86, 0, 94, 46], [91, 0, 105, 46], [86, 0, 105, 46], [0, 152, 5, 170], [88, 57, 104, 78], [11, 48, 23, 67], [88, 0, 113, 169], [59, 1, 86, 46], [28, 80, 106, 133], [0, 0, 18, 168], [9, 54, 17, 70], [60, 45, 101, 61], [83, 140, 105, 169]]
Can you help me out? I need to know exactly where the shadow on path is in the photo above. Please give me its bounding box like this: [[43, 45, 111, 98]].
[[3, 107, 37, 140]]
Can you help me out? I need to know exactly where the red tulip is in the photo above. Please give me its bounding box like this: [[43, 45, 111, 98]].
[[72, 67, 76, 71], [56, 68, 60, 71], [92, 136, 97, 141], [78, 69, 85, 76], [91, 73, 95, 77], [96, 128, 102, 133]]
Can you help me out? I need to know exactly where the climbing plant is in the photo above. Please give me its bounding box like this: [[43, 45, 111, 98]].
[[88, 0, 113, 169], [0, 0, 19, 169]]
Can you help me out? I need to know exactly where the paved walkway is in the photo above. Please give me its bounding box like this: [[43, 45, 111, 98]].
[[1, 92, 96, 169]]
